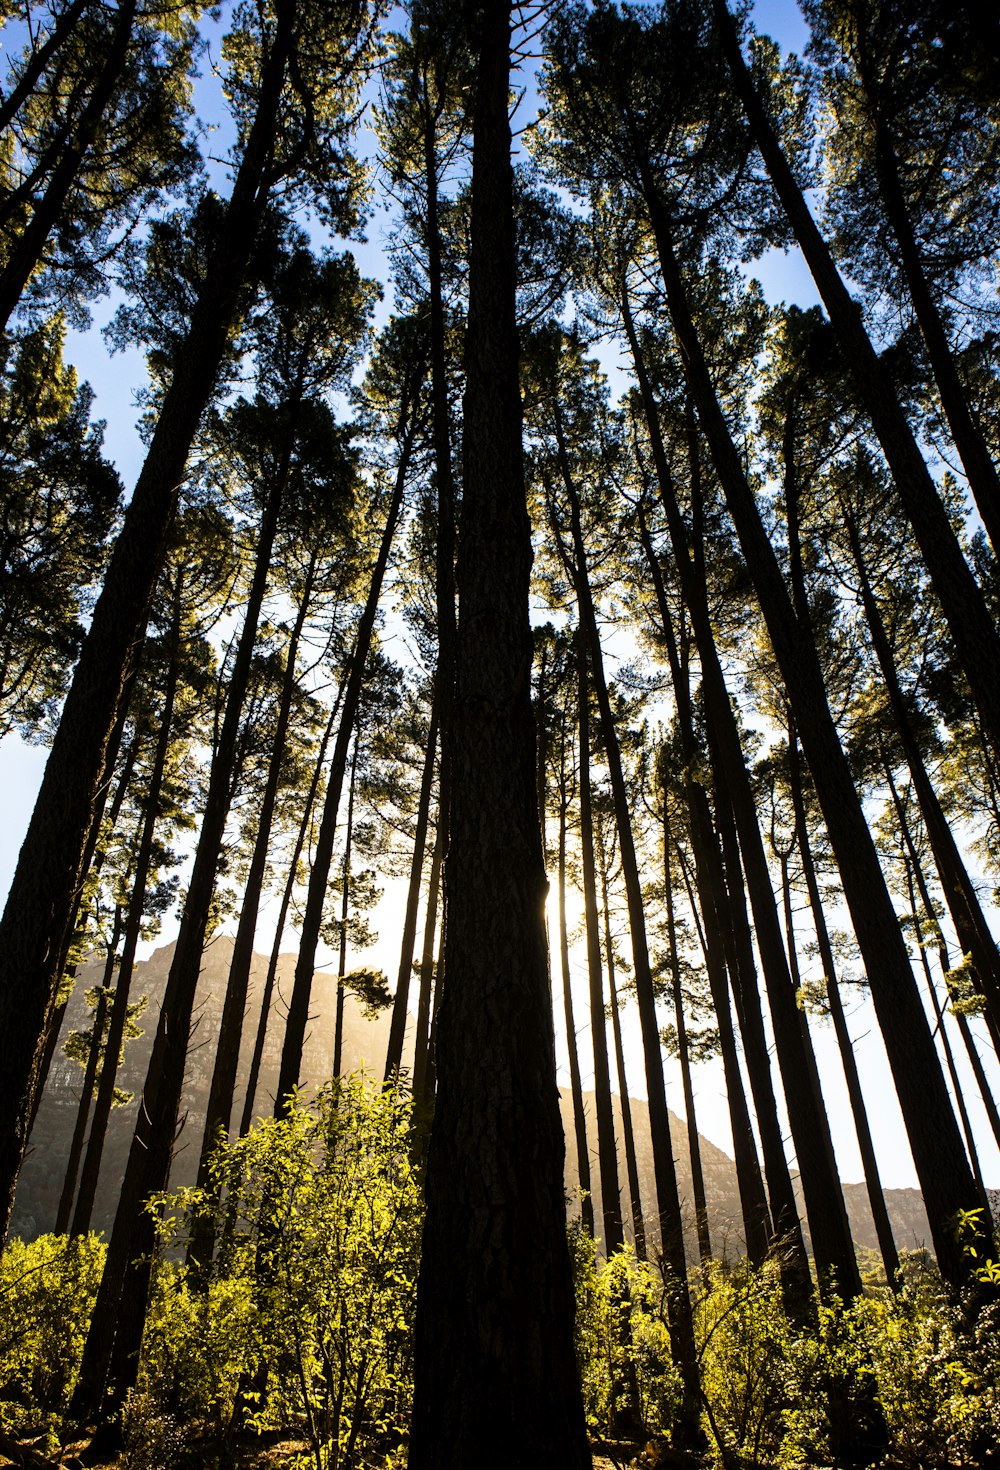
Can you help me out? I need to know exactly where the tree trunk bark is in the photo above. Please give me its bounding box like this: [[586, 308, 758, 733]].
[[384, 699, 438, 1081], [558, 716, 595, 1239], [663, 800, 712, 1268], [597, 826, 646, 1259], [408, 5, 590, 1459], [577, 631, 624, 1256], [786, 724, 900, 1288]]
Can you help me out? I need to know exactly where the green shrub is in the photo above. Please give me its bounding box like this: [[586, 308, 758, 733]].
[[0, 1232, 105, 1439], [145, 1074, 423, 1470], [695, 1257, 795, 1467], [570, 1226, 682, 1440]]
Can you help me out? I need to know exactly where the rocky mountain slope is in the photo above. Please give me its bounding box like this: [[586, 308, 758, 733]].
[[14, 940, 932, 1267]]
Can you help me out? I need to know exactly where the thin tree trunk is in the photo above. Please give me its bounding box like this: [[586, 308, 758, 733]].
[[555, 446, 701, 1439], [186, 566, 316, 1272], [274, 422, 415, 1113], [895, 789, 1000, 1153], [71, 621, 182, 1239], [786, 724, 900, 1288], [663, 800, 712, 1268], [635, 508, 772, 1270], [900, 835, 987, 1199], [0, 0, 300, 1244], [27, 675, 141, 1138], [332, 739, 359, 1079], [629, 328, 857, 1300], [577, 633, 624, 1255], [385, 700, 438, 1081], [238, 680, 346, 1135], [596, 825, 646, 1260], [411, 824, 443, 1107], [676, 847, 771, 1270], [557, 715, 595, 1238], [408, 5, 590, 1458], [54, 909, 122, 1234], [424, 89, 457, 1007]]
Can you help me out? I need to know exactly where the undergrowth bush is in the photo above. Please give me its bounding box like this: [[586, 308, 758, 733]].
[[3, 1107, 999, 1470], [571, 1226, 682, 1440], [145, 1073, 422, 1470], [0, 1231, 105, 1443]]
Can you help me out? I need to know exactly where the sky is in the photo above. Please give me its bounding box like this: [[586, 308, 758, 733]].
[[1, 0, 998, 1197]]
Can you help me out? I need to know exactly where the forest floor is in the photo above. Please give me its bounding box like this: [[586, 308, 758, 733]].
[[0, 1431, 673, 1470]]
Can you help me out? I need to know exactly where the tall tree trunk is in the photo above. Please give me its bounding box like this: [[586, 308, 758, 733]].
[[899, 832, 988, 1199], [577, 631, 624, 1254], [663, 800, 711, 1268], [408, 5, 590, 1459], [892, 779, 1000, 1154], [555, 446, 701, 1439], [558, 716, 595, 1238], [711, 0, 1000, 748], [274, 425, 415, 1113], [843, 503, 1000, 1032], [635, 202, 993, 1286], [186, 567, 317, 1273], [385, 700, 438, 1081], [238, 680, 346, 1135], [786, 724, 900, 1288], [635, 507, 772, 1270], [411, 824, 443, 1107], [596, 826, 646, 1260], [71, 467, 286, 1421], [70, 621, 183, 1239], [55, 908, 122, 1234], [332, 738, 359, 1079], [0, 0, 300, 1243]]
